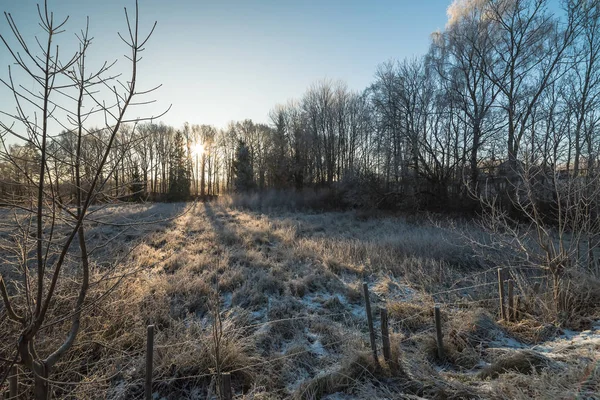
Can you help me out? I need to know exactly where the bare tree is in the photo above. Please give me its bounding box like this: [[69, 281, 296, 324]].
[[430, 1, 500, 191], [475, 162, 600, 324], [0, 1, 165, 398], [568, 0, 600, 176], [482, 0, 581, 167]]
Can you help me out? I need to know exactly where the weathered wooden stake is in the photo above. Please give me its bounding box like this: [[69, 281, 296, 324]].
[[507, 279, 514, 322], [498, 268, 507, 320], [363, 283, 379, 365], [9, 365, 17, 399], [380, 307, 391, 363], [434, 305, 444, 360], [145, 325, 154, 400], [221, 372, 232, 400], [515, 295, 521, 321]]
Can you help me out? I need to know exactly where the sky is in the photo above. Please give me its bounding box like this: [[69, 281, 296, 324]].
[[0, 0, 455, 133]]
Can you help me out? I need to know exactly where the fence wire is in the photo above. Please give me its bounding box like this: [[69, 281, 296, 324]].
[[2, 270, 565, 397]]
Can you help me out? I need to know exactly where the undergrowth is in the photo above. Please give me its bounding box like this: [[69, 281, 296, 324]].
[[0, 201, 598, 399]]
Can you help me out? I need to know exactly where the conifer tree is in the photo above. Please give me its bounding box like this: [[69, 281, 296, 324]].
[[168, 130, 191, 201], [233, 139, 254, 192]]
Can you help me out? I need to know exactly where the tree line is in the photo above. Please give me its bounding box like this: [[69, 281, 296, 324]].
[[2, 0, 599, 209]]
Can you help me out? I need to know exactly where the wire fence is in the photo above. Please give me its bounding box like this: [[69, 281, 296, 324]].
[[0, 269, 568, 399]]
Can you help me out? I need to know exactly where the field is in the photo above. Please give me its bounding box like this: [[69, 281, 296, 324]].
[[1, 200, 599, 399]]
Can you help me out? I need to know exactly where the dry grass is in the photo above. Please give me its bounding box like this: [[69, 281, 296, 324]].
[[479, 350, 556, 379], [420, 309, 500, 369], [502, 319, 560, 345], [291, 349, 410, 400], [1, 201, 599, 399], [387, 301, 433, 331], [485, 360, 599, 399]]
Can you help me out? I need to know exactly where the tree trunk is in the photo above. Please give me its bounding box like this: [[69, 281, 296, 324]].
[[34, 361, 50, 400], [200, 154, 206, 197], [470, 124, 480, 194]]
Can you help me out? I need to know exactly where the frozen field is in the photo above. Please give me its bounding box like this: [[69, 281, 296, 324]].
[[1, 201, 598, 399]]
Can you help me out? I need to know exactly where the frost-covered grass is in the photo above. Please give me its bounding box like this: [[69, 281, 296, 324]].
[[0, 202, 598, 399]]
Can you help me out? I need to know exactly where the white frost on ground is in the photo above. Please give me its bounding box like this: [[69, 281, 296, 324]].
[[310, 339, 326, 356], [221, 292, 232, 309], [490, 336, 529, 350], [531, 321, 600, 355], [322, 393, 355, 400], [251, 309, 266, 320], [306, 328, 328, 357], [488, 320, 600, 362], [299, 291, 366, 319], [370, 274, 417, 303]]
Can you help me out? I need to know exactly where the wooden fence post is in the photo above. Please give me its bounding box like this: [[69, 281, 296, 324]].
[[507, 279, 514, 322], [498, 268, 507, 320], [380, 307, 391, 363], [221, 372, 232, 400], [9, 365, 17, 399], [434, 305, 444, 361], [362, 283, 379, 365], [145, 325, 154, 400]]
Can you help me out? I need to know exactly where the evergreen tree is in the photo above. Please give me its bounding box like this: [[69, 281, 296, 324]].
[[168, 130, 191, 201], [233, 139, 254, 192], [268, 112, 290, 189], [129, 161, 145, 201]]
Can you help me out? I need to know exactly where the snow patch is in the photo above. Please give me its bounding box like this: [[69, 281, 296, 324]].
[[221, 292, 232, 309], [310, 339, 326, 356], [490, 336, 528, 350], [532, 323, 600, 354], [371, 275, 417, 303], [299, 291, 366, 320], [251, 309, 266, 321], [489, 320, 600, 361], [322, 393, 354, 400]]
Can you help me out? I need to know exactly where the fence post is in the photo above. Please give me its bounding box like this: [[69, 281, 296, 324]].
[[515, 295, 521, 321], [362, 283, 379, 365], [498, 268, 507, 320], [145, 325, 154, 400], [434, 305, 444, 361], [380, 307, 391, 363], [9, 365, 17, 399], [221, 372, 232, 400], [507, 279, 514, 322]]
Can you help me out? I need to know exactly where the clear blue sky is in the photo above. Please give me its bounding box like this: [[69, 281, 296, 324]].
[[0, 0, 453, 131]]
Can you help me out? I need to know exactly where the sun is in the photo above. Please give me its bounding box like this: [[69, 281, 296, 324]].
[[192, 142, 204, 157]]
